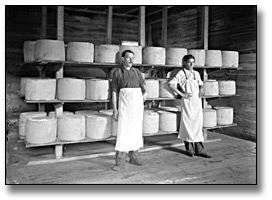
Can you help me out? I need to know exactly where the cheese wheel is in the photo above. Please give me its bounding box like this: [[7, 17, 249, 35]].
[[20, 77, 38, 97], [57, 78, 85, 100], [218, 80, 236, 95], [48, 111, 74, 117], [143, 47, 166, 65], [86, 79, 110, 100], [203, 80, 219, 96], [19, 112, 47, 139], [25, 78, 56, 100], [75, 110, 98, 115], [25, 117, 57, 144], [145, 79, 159, 98], [23, 41, 36, 62], [159, 79, 177, 98], [34, 39, 65, 61], [222, 51, 239, 68], [94, 44, 119, 63], [119, 45, 142, 64], [86, 114, 111, 139], [166, 48, 187, 66], [67, 42, 94, 62], [159, 106, 179, 112], [214, 107, 233, 125], [143, 110, 159, 135], [99, 109, 117, 137], [188, 49, 205, 66], [158, 111, 177, 132], [205, 50, 222, 67], [203, 108, 217, 128], [57, 115, 85, 141]]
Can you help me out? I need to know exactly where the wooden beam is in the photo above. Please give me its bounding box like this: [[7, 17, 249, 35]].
[[123, 7, 138, 14], [41, 6, 47, 39], [106, 6, 113, 44], [201, 6, 209, 50], [138, 6, 145, 47], [57, 6, 64, 40], [162, 7, 168, 47]]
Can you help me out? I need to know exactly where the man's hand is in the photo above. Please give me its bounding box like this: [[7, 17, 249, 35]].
[[113, 109, 119, 121]]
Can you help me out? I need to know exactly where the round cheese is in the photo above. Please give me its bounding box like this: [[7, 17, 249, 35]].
[[57, 78, 85, 100], [99, 109, 118, 137], [86, 79, 110, 100], [86, 113, 111, 139], [34, 39, 65, 61], [119, 45, 142, 64], [75, 110, 98, 115], [205, 50, 222, 67], [25, 116, 57, 144], [143, 47, 166, 65], [20, 77, 38, 97], [203, 80, 219, 96], [188, 49, 205, 66], [222, 51, 239, 68], [158, 111, 177, 132], [218, 80, 236, 95], [67, 42, 94, 63], [25, 78, 56, 100], [214, 107, 234, 125], [159, 106, 179, 112], [23, 41, 36, 62], [57, 115, 85, 141], [159, 79, 177, 98], [203, 108, 217, 128], [166, 47, 187, 66], [48, 111, 74, 117], [145, 79, 159, 98], [143, 110, 159, 136], [94, 44, 119, 63]]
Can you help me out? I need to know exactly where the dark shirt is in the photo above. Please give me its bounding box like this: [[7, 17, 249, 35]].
[[111, 66, 146, 94]]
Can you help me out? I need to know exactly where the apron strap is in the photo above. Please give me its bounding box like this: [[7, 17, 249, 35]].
[[182, 68, 196, 80]]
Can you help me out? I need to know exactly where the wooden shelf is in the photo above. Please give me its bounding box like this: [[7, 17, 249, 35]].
[[25, 99, 110, 103], [203, 123, 237, 130]]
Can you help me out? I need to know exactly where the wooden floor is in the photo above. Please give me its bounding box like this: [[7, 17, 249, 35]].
[[6, 131, 256, 184]]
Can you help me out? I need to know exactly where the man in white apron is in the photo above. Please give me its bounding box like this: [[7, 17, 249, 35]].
[[169, 54, 211, 158], [111, 50, 147, 171]]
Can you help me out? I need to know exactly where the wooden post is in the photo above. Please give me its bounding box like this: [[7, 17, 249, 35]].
[[138, 6, 145, 47], [162, 6, 168, 47], [55, 144, 63, 159], [57, 6, 64, 41], [41, 6, 47, 39], [106, 6, 113, 44]]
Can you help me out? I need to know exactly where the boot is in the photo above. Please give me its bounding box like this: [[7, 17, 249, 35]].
[[184, 141, 195, 157], [128, 150, 143, 166], [111, 151, 128, 171], [194, 142, 212, 158]]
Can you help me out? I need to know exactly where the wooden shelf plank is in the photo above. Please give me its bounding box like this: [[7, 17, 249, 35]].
[[203, 123, 237, 130]]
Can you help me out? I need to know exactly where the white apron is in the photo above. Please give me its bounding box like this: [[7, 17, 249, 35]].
[[115, 88, 144, 151], [178, 72, 204, 142]]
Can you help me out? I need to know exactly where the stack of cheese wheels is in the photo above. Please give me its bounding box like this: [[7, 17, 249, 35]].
[[34, 39, 65, 61], [158, 110, 177, 132], [99, 109, 117, 137], [48, 111, 74, 117], [218, 80, 236, 95], [57, 115, 85, 141], [203, 108, 217, 128], [145, 79, 159, 98], [19, 112, 47, 139], [214, 106, 233, 125], [57, 78, 85, 100], [75, 110, 98, 115], [166, 47, 187, 66], [222, 51, 239, 68], [25, 116, 57, 144], [86, 79, 110, 100], [95, 44, 119, 63], [203, 80, 219, 96], [67, 42, 94, 62], [143, 110, 159, 136], [23, 41, 36, 62], [205, 50, 222, 67], [119, 45, 142, 64], [143, 47, 166, 65], [86, 113, 111, 139], [188, 49, 205, 66], [159, 79, 177, 98], [25, 78, 56, 100]]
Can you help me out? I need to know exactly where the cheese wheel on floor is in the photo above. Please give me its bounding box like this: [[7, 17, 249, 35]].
[[75, 110, 98, 115], [159, 79, 177, 98], [203, 108, 217, 128], [188, 49, 205, 66], [214, 107, 234, 125], [48, 111, 74, 117], [99, 109, 117, 137], [34, 39, 65, 61], [19, 112, 47, 139], [25, 117, 57, 144], [158, 111, 177, 132], [143, 110, 159, 136], [218, 80, 236, 95], [67, 42, 94, 63], [222, 51, 239, 67], [86, 79, 110, 100], [95, 44, 119, 63], [166, 48, 187, 66], [57, 78, 85, 100], [143, 47, 166, 65], [86, 113, 111, 139], [203, 80, 219, 96], [205, 50, 222, 67], [145, 79, 159, 98], [25, 78, 56, 100], [57, 115, 85, 141], [23, 41, 36, 62], [119, 45, 142, 64]]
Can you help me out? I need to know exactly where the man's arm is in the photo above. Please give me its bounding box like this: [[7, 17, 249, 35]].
[[112, 90, 118, 120]]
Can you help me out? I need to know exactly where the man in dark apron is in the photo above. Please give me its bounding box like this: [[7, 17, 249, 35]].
[[111, 50, 147, 171]]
